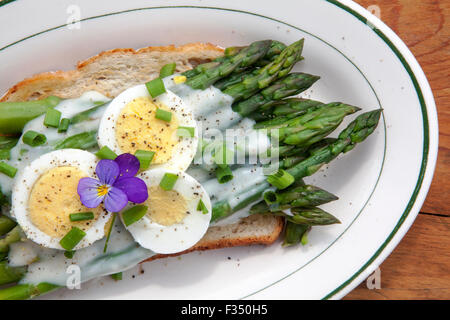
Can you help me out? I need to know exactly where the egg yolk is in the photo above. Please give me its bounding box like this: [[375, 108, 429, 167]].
[[145, 186, 188, 226], [115, 97, 180, 164], [28, 166, 104, 238]]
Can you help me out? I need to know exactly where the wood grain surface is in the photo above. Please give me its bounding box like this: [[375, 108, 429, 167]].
[[344, 0, 449, 300]]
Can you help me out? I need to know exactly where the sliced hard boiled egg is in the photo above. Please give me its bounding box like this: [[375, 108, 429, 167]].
[[98, 84, 198, 172], [122, 168, 211, 254], [11, 149, 111, 250]]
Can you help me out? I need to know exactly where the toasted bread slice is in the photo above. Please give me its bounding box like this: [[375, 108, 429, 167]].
[[0, 43, 284, 259], [1, 43, 224, 102]]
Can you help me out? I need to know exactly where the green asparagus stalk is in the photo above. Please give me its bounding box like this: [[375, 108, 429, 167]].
[[283, 222, 310, 247], [0, 215, 16, 236], [0, 136, 20, 150], [254, 103, 360, 149], [271, 98, 324, 118], [250, 201, 340, 225], [69, 101, 109, 125], [0, 96, 60, 134], [222, 39, 305, 102], [53, 131, 98, 150], [0, 261, 26, 285], [231, 73, 320, 117], [185, 40, 273, 89], [0, 282, 59, 300], [184, 40, 286, 80], [288, 207, 341, 225], [277, 104, 361, 146], [212, 110, 381, 222], [263, 185, 338, 209], [214, 69, 255, 91], [281, 109, 382, 181], [0, 226, 22, 253]]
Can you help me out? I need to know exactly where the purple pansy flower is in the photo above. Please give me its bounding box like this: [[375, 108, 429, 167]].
[[77, 153, 148, 212]]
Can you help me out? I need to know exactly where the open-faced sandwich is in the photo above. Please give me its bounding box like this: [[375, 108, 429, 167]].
[[0, 39, 381, 299]]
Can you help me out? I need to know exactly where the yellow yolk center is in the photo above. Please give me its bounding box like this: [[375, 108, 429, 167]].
[[145, 186, 188, 226], [115, 97, 180, 164], [28, 166, 104, 238]]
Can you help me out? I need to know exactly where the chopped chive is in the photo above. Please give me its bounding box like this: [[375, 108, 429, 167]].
[[263, 190, 278, 205], [301, 231, 309, 246], [64, 250, 75, 259], [59, 227, 86, 251], [58, 118, 70, 133], [176, 126, 195, 138], [0, 162, 17, 178], [159, 173, 178, 191], [43, 108, 62, 128], [0, 149, 10, 160], [145, 77, 166, 98], [22, 130, 47, 147], [122, 205, 148, 227], [267, 169, 295, 190], [111, 272, 123, 281], [155, 108, 172, 122], [69, 212, 94, 222], [95, 146, 117, 160], [159, 63, 176, 78], [134, 150, 155, 170], [197, 199, 209, 214], [215, 165, 233, 184], [103, 212, 116, 253]]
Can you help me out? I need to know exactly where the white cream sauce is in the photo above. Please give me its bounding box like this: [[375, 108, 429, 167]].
[[6, 79, 271, 287], [9, 219, 155, 286], [0, 92, 110, 196]]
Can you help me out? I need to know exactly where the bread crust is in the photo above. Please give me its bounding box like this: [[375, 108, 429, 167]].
[[1, 43, 224, 102], [0, 42, 285, 260]]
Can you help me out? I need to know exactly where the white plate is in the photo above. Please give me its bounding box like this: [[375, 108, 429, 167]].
[[0, 0, 438, 300]]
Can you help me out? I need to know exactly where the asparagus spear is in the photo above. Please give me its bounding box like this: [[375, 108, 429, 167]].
[[53, 131, 98, 150], [212, 110, 381, 222], [0, 96, 60, 134], [253, 97, 325, 121], [0, 283, 59, 300], [184, 40, 286, 80], [185, 40, 273, 90], [0, 226, 22, 253], [0, 215, 16, 236], [222, 39, 305, 101], [0, 136, 20, 150], [263, 184, 338, 210], [249, 201, 340, 225], [283, 222, 310, 247], [232, 73, 320, 117], [0, 261, 26, 285], [254, 103, 360, 148], [281, 109, 382, 181], [210, 156, 305, 221], [288, 207, 341, 225]]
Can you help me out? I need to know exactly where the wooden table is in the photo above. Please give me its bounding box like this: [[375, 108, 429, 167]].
[[343, 0, 450, 300]]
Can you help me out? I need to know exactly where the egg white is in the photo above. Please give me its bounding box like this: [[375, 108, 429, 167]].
[[11, 149, 112, 250], [122, 168, 211, 254], [97, 84, 198, 172]]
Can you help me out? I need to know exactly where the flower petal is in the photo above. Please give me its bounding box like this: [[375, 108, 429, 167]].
[[77, 177, 105, 208], [96, 159, 120, 185], [114, 177, 149, 203], [114, 153, 140, 179], [103, 186, 128, 212]]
